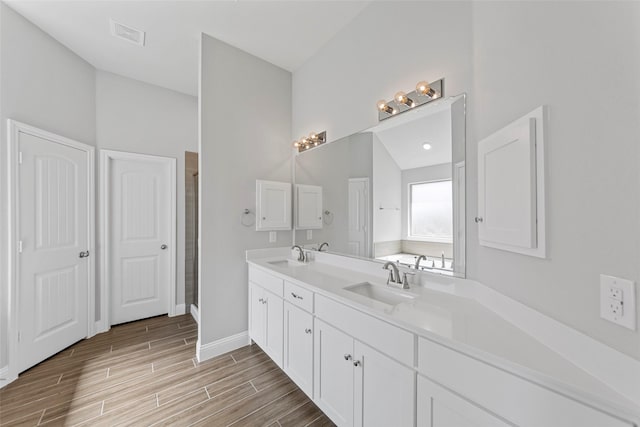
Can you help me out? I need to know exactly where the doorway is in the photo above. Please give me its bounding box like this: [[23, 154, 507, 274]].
[[185, 151, 199, 321], [100, 150, 176, 326]]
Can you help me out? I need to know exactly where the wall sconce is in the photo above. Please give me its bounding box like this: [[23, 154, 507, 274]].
[[377, 78, 444, 121], [293, 131, 327, 153]]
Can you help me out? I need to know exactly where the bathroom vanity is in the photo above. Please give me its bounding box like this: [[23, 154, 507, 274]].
[[247, 249, 639, 427]]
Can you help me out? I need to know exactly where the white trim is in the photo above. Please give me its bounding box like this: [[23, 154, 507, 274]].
[[6, 119, 96, 381], [174, 303, 186, 316], [0, 365, 16, 389], [190, 304, 200, 324], [100, 149, 177, 328], [196, 331, 248, 363], [94, 320, 110, 335]]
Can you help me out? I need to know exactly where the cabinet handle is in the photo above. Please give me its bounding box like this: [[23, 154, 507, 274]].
[[258, 298, 263, 303], [291, 292, 303, 300], [344, 354, 352, 361], [474, 216, 484, 223], [305, 328, 312, 334], [353, 360, 361, 367]]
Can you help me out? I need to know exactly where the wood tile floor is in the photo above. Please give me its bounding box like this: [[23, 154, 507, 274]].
[[0, 314, 335, 427]]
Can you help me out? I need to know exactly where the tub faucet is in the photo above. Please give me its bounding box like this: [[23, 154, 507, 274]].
[[318, 242, 329, 252], [441, 252, 446, 268], [415, 255, 427, 270], [382, 261, 401, 286], [292, 245, 305, 262]]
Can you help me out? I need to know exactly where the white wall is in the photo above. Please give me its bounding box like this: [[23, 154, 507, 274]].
[[96, 71, 198, 318], [199, 34, 292, 353], [0, 2, 96, 369], [372, 134, 402, 243], [292, 1, 640, 360]]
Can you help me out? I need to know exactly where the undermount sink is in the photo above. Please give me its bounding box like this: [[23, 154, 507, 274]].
[[344, 282, 417, 306], [268, 259, 305, 268]]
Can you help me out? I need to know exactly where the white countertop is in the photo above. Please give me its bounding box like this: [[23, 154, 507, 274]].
[[247, 252, 640, 420]]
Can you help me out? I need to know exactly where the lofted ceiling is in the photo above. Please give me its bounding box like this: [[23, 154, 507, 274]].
[[369, 102, 452, 171], [5, 0, 370, 96]]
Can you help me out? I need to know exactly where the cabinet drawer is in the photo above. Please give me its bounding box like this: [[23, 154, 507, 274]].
[[316, 294, 414, 367], [249, 266, 283, 297], [417, 337, 634, 427], [284, 281, 314, 312]]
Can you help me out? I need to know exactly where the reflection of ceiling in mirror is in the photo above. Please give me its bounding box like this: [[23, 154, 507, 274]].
[[373, 108, 451, 171]]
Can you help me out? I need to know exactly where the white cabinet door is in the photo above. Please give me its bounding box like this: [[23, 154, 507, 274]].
[[355, 341, 414, 427], [256, 180, 291, 231], [296, 184, 323, 229], [417, 376, 512, 427], [249, 283, 265, 347], [477, 107, 545, 258], [263, 288, 283, 367], [314, 319, 355, 427], [283, 302, 314, 397], [249, 283, 283, 367]]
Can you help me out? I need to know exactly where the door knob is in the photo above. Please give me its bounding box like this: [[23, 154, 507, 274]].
[[79, 250, 90, 258], [161, 244, 168, 250], [353, 360, 361, 367], [474, 217, 484, 223]]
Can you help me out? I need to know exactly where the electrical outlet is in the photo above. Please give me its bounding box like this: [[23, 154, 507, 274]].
[[600, 274, 636, 330], [306, 230, 312, 240], [268, 231, 276, 243]]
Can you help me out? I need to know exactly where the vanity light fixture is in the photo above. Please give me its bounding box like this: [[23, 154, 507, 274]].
[[377, 78, 444, 121], [293, 131, 327, 153]]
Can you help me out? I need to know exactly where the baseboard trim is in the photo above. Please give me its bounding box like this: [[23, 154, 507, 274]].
[[173, 304, 186, 316], [94, 320, 110, 335], [196, 331, 248, 363], [190, 304, 200, 324], [0, 365, 17, 389]]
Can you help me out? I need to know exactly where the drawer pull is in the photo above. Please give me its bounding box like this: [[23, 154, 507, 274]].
[[353, 360, 361, 367], [305, 328, 312, 334], [344, 354, 352, 361], [291, 292, 304, 300]]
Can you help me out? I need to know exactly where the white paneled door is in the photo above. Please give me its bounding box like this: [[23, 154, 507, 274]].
[[16, 126, 93, 374], [348, 178, 369, 258], [105, 152, 175, 325]]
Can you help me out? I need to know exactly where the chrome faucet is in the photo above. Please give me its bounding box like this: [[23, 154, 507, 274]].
[[441, 252, 446, 268], [318, 242, 329, 252], [292, 245, 305, 262], [414, 255, 427, 270], [382, 261, 400, 286]]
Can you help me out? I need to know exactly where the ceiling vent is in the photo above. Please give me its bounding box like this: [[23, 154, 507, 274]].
[[110, 19, 145, 47]]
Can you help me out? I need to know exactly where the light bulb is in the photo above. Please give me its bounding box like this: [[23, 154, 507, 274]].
[[294, 141, 300, 147], [395, 91, 415, 108], [377, 99, 395, 114], [416, 80, 436, 98], [423, 143, 432, 150], [309, 132, 317, 140]]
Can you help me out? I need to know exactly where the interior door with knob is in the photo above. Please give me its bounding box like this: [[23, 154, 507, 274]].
[[14, 122, 94, 374], [104, 151, 175, 325]]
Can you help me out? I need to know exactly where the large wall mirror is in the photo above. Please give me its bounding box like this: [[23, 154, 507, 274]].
[[293, 94, 466, 277]]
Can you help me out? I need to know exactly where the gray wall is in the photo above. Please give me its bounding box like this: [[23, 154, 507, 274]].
[[96, 70, 198, 317], [292, 1, 640, 360], [199, 34, 292, 348], [0, 3, 96, 369]]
